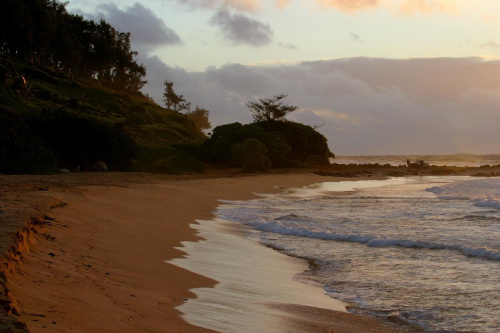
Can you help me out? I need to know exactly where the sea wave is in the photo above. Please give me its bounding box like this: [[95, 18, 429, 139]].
[[426, 186, 470, 200], [426, 186, 444, 194], [426, 178, 500, 210], [439, 195, 471, 200], [472, 197, 500, 211], [247, 221, 500, 261]]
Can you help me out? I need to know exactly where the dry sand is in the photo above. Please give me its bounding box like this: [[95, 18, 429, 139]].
[[1, 172, 419, 332]]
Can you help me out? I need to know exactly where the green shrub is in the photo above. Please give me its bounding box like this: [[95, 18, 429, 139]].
[[133, 143, 205, 174], [148, 109, 166, 124], [256, 121, 331, 165], [233, 138, 271, 172], [252, 131, 290, 166], [200, 136, 235, 165], [151, 153, 205, 174], [125, 113, 147, 127], [104, 101, 126, 115], [28, 111, 136, 170], [0, 109, 57, 174], [200, 122, 293, 167], [200, 120, 332, 168]]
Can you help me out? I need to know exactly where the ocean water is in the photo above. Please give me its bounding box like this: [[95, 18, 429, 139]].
[[212, 176, 500, 332], [332, 154, 500, 167]]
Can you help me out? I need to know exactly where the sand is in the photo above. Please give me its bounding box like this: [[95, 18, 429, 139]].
[[1, 172, 420, 332]]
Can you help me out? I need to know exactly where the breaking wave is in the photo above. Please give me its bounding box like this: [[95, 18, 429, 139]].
[[427, 181, 500, 210], [247, 220, 500, 261]]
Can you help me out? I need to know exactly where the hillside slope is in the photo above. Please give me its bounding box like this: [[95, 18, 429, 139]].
[[0, 58, 207, 174]]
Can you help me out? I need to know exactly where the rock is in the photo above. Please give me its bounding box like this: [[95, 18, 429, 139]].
[[92, 161, 108, 172]]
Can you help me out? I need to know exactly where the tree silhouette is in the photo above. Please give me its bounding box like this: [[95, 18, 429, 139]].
[[162, 80, 186, 111], [246, 94, 297, 122], [186, 106, 211, 131]]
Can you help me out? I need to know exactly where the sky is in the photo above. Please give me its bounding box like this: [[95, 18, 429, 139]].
[[66, 0, 500, 155]]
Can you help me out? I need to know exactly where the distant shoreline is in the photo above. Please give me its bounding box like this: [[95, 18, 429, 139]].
[[332, 153, 500, 169]]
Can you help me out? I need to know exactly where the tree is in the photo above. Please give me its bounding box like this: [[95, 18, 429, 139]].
[[0, 0, 147, 93], [162, 80, 186, 111], [255, 121, 331, 164], [233, 138, 271, 172], [186, 106, 211, 131], [246, 94, 297, 122]]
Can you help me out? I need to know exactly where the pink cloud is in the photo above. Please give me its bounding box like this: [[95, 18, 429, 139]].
[[228, 0, 291, 11], [276, 0, 291, 9], [315, 0, 381, 12], [179, 0, 456, 13], [396, 0, 458, 14], [181, 0, 291, 11], [175, 0, 261, 12], [226, 0, 261, 11], [313, 0, 458, 14]]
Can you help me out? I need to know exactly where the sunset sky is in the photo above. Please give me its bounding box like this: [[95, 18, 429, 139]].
[[67, 0, 500, 155]]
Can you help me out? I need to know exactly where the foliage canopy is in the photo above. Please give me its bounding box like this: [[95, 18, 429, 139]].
[[233, 139, 271, 172], [0, 0, 146, 92], [163, 80, 187, 112], [200, 121, 332, 168], [186, 106, 211, 131], [246, 94, 297, 122]]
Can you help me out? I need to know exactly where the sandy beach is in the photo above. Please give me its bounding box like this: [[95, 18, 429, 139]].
[[1, 172, 421, 332]]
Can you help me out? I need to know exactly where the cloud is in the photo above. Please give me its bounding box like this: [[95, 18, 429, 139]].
[[315, 0, 379, 12], [349, 32, 362, 42], [480, 41, 500, 49], [396, 0, 458, 14], [247, 59, 291, 66], [175, 0, 286, 12], [140, 56, 500, 155], [276, 0, 291, 9], [175, 0, 459, 14], [92, 3, 182, 53], [314, 0, 458, 14], [278, 42, 298, 50], [210, 8, 273, 46], [482, 12, 500, 22], [177, 0, 260, 11]]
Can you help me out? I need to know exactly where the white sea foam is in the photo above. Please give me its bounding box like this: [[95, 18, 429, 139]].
[[426, 178, 500, 209], [246, 221, 500, 261]]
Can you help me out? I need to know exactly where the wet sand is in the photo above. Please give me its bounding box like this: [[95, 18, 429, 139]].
[[1, 172, 419, 332]]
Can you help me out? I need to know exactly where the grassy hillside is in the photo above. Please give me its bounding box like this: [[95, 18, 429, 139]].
[[0, 58, 207, 174]]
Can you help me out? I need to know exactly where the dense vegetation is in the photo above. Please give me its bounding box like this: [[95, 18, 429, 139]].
[[1, 0, 146, 92], [0, 56, 206, 174], [201, 121, 333, 171], [0, 0, 210, 174], [0, 0, 334, 175]]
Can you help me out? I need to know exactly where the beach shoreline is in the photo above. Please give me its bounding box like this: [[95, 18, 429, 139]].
[[0, 171, 440, 332], [171, 217, 421, 333]]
